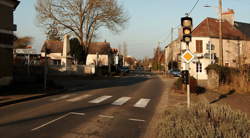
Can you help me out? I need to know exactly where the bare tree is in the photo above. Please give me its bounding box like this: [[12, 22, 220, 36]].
[[35, 0, 128, 57], [153, 46, 164, 71], [118, 44, 122, 54], [46, 22, 62, 41], [13, 36, 33, 49]]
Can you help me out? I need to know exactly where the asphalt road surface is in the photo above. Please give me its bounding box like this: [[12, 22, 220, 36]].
[[0, 72, 167, 138]]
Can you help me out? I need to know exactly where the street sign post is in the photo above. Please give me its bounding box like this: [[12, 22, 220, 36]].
[[181, 15, 193, 108]]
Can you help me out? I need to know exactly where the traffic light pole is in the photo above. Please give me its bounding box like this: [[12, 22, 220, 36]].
[[181, 15, 193, 108], [186, 43, 190, 108]]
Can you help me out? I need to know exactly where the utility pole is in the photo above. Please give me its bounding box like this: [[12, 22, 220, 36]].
[[219, 0, 223, 66], [237, 38, 241, 68], [171, 27, 174, 70]]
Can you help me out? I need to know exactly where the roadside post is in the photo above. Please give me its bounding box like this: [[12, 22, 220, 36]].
[[44, 45, 50, 90], [181, 15, 193, 108]]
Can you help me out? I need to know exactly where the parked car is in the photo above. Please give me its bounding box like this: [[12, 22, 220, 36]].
[[169, 69, 181, 77], [120, 66, 130, 73], [135, 66, 144, 72]]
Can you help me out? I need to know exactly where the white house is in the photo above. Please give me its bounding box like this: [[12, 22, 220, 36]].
[[86, 41, 112, 66], [41, 40, 64, 65], [165, 9, 250, 80]]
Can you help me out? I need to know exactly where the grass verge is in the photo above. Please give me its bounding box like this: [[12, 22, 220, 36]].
[[157, 103, 250, 138]]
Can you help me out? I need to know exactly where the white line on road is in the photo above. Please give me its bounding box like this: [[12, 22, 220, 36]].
[[50, 94, 75, 102], [70, 112, 85, 116], [88, 95, 112, 104], [31, 113, 71, 131], [66, 94, 91, 102], [133, 98, 151, 108], [98, 114, 114, 119], [112, 97, 131, 106], [128, 118, 145, 122]]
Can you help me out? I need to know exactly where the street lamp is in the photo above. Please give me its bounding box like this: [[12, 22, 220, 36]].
[[204, 0, 223, 66]]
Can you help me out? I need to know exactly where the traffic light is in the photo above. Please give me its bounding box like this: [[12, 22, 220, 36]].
[[181, 70, 189, 84], [181, 16, 193, 44]]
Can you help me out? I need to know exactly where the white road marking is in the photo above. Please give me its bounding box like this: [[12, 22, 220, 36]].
[[112, 97, 131, 106], [70, 112, 85, 116], [133, 98, 151, 108], [129, 118, 145, 122], [88, 95, 112, 104], [98, 114, 114, 119], [31, 113, 71, 131], [50, 94, 75, 102], [66, 94, 91, 102]]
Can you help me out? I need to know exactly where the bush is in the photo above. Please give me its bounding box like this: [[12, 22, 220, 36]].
[[157, 103, 250, 138], [174, 76, 198, 93], [174, 77, 183, 90]]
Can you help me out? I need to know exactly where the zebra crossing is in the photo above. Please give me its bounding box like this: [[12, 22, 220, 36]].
[[50, 94, 151, 108]]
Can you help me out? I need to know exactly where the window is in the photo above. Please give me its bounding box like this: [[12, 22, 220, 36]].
[[206, 44, 215, 50], [196, 62, 202, 72], [196, 40, 203, 53]]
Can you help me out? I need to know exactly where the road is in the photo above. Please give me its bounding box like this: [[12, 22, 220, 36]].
[[0, 72, 167, 138]]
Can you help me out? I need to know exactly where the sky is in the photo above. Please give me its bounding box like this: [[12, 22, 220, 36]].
[[15, 0, 250, 59]]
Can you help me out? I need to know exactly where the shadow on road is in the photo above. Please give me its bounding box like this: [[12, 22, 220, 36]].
[[0, 73, 154, 96]]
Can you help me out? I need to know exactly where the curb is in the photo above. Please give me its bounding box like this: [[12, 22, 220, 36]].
[[0, 88, 66, 107]]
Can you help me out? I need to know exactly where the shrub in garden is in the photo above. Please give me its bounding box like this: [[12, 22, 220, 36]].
[[157, 103, 250, 138]]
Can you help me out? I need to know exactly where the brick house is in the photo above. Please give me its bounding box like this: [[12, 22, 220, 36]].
[[0, 0, 20, 86]]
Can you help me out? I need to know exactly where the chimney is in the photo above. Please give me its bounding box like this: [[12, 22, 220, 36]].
[[222, 9, 235, 26]]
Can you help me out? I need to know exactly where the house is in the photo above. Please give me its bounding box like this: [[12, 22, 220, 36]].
[[165, 9, 250, 80], [41, 40, 64, 65], [165, 39, 182, 70], [86, 41, 113, 66], [14, 48, 41, 65], [0, 0, 20, 86]]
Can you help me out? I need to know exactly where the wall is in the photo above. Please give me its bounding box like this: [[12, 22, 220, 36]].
[[0, 47, 13, 86], [41, 52, 62, 60], [165, 39, 181, 70], [207, 70, 219, 89], [86, 54, 109, 66]]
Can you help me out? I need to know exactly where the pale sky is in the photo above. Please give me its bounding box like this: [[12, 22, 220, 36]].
[[15, 0, 250, 59]]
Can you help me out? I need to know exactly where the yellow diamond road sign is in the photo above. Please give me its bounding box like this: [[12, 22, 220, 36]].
[[182, 50, 194, 63]]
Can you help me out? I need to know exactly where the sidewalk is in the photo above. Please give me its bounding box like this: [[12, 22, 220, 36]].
[[0, 87, 67, 107]]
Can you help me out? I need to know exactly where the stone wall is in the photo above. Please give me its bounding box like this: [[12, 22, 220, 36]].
[[207, 70, 219, 89]]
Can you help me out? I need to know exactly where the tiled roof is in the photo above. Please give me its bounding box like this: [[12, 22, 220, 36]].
[[192, 17, 248, 40], [41, 40, 112, 55], [234, 21, 250, 39], [88, 42, 111, 55], [41, 40, 63, 53]]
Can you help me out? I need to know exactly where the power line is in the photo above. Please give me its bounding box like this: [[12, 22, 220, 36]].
[[188, 0, 201, 16], [159, 0, 200, 47]]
